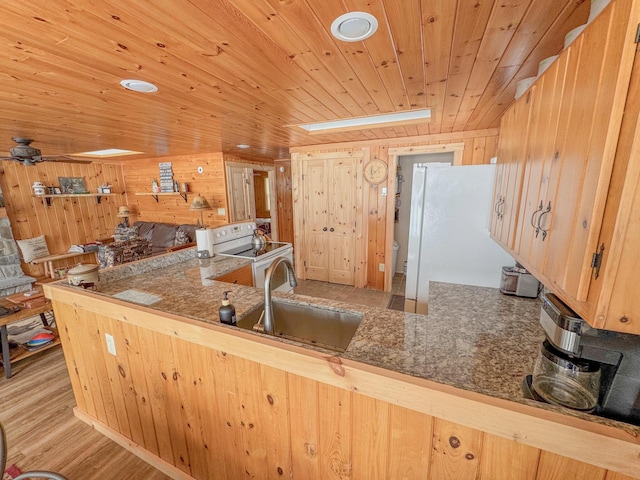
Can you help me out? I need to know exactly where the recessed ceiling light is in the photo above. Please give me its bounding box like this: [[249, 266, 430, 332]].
[[74, 148, 144, 157], [120, 79, 158, 93], [331, 12, 378, 42], [236, 144, 250, 149], [293, 109, 432, 134]]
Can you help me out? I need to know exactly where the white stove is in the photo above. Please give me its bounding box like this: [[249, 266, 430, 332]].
[[197, 221, 294, 292]]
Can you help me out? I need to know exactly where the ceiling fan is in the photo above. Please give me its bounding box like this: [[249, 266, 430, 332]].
[[0, 137, 92, 166]]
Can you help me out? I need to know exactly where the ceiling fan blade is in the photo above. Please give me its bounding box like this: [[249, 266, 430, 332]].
[[42, 155, 93, 164]]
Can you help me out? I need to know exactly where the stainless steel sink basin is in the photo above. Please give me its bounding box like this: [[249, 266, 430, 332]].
[[236, 299, 362, 352]]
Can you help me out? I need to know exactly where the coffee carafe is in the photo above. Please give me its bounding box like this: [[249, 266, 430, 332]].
[[531, 292, 640, 425]]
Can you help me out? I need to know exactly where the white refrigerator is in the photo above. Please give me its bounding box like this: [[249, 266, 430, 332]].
[[405, 163, 514, 312]]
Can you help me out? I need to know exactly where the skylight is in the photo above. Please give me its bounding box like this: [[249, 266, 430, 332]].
[[74, 148, 144, 157], [294, 109, 432, 134]]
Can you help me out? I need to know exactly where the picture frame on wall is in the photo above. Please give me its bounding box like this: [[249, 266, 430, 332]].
[[58, 177, 88, 194]]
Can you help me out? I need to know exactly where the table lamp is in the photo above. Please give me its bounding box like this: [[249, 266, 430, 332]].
[[189, 195, 212, 228], [117, 205, 131, 227]]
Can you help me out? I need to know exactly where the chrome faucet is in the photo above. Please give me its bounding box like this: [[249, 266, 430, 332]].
[[263, 256, 298, 334]]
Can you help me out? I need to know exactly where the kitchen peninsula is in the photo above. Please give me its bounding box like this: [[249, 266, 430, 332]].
[[43, 250, 640, 480]]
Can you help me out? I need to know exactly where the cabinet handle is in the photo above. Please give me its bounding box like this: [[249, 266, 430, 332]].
[[537, 202, 552, 240], [323, 227, 328, 231], [531, 201, 543, 234], [498, 196, 505, 220], [330, 227, 335, 232], [494, 198, 501, 216]]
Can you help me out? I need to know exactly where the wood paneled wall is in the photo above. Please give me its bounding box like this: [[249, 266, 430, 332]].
[[290, 129, 500, 290], [123, 153, 274, 228], [52, 295, 639, 480], [0, 160, 125, 277], [274, 159, 294, 245]]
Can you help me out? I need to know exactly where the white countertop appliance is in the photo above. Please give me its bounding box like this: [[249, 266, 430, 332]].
[[209, 221, 294, 292]]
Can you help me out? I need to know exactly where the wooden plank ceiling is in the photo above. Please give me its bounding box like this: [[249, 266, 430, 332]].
[[0, 0, 589, 162]]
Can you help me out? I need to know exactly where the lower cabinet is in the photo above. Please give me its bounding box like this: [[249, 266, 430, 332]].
[[214, 264, 253, 286], [50, 294, 640, 479]]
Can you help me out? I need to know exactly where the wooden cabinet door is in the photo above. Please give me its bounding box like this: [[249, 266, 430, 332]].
[[300, 153, 360, 285], [215, 264, 253, 286], [490, 88, 534, 251], [508, 0, 637, 304], [542, 0, 637, 302], [515, 50, 568, 273]]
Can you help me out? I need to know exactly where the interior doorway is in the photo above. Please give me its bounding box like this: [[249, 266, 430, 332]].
[[383, 143, 465, 294], [393, 152, 454, 276], [225, 161, 279, 240]]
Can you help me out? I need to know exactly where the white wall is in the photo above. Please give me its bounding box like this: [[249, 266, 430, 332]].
[[394, 152, 454, 273]]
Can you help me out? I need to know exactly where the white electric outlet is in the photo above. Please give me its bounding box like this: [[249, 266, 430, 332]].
[[105, 333, 117, 356], [217, 207, 226, 215], [379, 263, 385, 272], [381, 186, 388, 196]]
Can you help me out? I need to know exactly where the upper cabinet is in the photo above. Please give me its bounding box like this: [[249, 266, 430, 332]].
[[490, 86, 535, 251], [493, 0, 640, 333]]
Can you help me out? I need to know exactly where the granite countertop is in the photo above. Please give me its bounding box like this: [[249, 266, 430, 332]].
[[59, 248, 640, 435]]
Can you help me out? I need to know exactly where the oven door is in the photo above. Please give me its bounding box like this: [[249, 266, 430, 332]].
[[252, 247, 294, 293]]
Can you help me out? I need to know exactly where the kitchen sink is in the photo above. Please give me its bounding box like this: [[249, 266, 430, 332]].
[[236, 299, 363, 352]]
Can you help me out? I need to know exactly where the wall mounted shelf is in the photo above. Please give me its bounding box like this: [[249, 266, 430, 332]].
[[135, 192, 188, 203], [33, 193, 116, 207]]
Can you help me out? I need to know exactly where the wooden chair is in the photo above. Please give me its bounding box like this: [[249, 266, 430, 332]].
[[0, 422, 68, 480]]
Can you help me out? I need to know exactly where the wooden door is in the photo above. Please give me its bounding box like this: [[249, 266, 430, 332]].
[[328, 157, 357, 284], [302, 159, 330, 281], [227, 165, 253, 221], [300, 153, 360, 285]]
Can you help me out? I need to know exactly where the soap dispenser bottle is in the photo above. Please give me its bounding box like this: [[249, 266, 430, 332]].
[[219, 291, 237, 325]]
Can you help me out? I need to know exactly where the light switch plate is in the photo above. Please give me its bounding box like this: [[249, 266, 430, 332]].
[[217, 207, 226, 215]]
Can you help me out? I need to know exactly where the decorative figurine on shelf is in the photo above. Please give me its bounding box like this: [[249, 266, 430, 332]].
[[117, 205, 131, 228], [152, 178, 159, 193]]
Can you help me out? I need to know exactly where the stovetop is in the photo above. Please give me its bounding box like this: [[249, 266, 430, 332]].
[[216, 241, 291, 260]]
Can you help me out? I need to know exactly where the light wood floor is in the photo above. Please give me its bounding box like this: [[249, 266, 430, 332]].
[[0, 347, 170, 479], [0, 277, 405, 478], [293, 273, 406, 308]]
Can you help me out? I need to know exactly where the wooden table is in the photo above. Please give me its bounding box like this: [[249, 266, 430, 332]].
[[31, 251, 97, 279], [0, 296, 56, 379]]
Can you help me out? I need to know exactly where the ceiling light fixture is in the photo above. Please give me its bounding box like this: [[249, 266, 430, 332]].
[[293, 108, 432, 134], [236, 144, 250, 149], [74, 148, 144, 157], [120, 79, 159, 93], [331, 12, 378, 42]]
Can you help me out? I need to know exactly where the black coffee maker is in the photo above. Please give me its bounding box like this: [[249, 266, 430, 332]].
[[526, 292, 640, 425]]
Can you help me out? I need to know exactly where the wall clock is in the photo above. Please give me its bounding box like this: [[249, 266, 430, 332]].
[[364, 159, 388, 184]]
